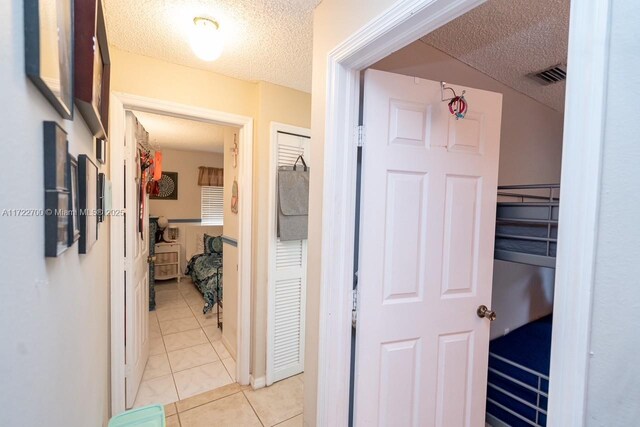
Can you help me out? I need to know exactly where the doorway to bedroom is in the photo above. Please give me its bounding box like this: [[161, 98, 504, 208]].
[[131, 110, 240, 407], [108, 95, 254, 415]]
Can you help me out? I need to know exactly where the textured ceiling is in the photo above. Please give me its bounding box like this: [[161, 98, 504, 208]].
[[103, 0, 321, 92], [422, 0, 570, 111], [135, 111, 235, 153]]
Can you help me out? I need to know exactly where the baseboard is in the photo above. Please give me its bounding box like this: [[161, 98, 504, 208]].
[[250, 375, 266, 390]]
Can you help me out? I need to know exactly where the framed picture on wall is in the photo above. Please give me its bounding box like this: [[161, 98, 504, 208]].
[[150, 172, 179, 200], [24, 0, 74, 119], [67, 155, 81, 245], [74, 0, 111, 138], [97, 172, 105, 223], [96, 138, 107, 164], [43, 121, 69, 191], [78, 155, 98, 254], [45, 190, 70, 257]]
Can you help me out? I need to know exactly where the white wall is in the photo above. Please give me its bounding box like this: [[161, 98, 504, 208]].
[[585, 0, 640, 423], [0, 1, 110, 425], [372, 41, 564, 338]]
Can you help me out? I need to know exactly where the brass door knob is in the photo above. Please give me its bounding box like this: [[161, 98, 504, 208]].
[[477, 305, 496, 321]]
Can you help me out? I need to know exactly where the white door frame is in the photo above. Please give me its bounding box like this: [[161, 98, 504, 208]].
[[110, 92, 254, 414], [315, 0, 612, 425]]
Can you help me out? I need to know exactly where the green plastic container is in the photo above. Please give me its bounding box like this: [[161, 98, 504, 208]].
[[108, 404, 166, 427]]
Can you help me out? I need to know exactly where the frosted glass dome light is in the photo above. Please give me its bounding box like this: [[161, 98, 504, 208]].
[[190, 17, 224, 61]]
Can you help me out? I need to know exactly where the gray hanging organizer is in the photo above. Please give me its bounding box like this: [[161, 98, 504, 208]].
[[278, 155, 309, 241]]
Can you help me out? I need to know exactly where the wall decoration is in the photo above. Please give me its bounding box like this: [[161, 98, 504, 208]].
[[150, 172, 179, 200], [78, 155, 98, 253], [43, 122, 69, 191], [74, 0, 111, 138], [230, 133, 239, 168], [24, 0, 74, 119], [96, 138, 106, 164], [45, 190, 70, 257], [97, 172, 105, 223], [67, 154, 80, 245], [231, 179, 239, 214]]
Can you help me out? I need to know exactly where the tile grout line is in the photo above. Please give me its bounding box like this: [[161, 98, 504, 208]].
[[272, 412, 304, 427], [149, 280, 230, 408], [242, 390, 267, 427]]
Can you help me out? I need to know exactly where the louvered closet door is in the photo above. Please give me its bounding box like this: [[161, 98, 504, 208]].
[[267, 130, 310, 385]]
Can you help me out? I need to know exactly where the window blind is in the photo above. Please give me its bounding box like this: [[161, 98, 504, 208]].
[[201, 186, 224, 226]]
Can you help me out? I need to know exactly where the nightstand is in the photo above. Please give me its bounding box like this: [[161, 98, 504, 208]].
[[154, 242, 181, 282]]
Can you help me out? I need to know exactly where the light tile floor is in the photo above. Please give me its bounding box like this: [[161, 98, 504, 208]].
[[137, 279, 305, 427], [133, 279, 233, 408], [166, 375, 304, 427]]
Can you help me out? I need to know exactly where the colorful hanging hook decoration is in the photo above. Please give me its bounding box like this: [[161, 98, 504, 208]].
[[448, 95, 468, 120], [441, 81, 468, 120]]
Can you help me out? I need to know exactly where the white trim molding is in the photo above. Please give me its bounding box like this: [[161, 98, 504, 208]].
[[547, 0, 612, 424], [109, 93, 253, 415], [315, 0, 610, 425]]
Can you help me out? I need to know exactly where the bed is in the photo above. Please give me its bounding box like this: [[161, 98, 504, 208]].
[[486, 315, 552, 427], [184, 228, 224, 327], [494, 184, 559, 269]]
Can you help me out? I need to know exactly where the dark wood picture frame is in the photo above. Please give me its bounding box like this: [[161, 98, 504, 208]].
[[74, 0, 110, 138], [43, 121, 69, 191], [24, 0, 74, 119], [68, 155, 81, 245], [45, 190, 70, 257], [78, 154, 98, 254]]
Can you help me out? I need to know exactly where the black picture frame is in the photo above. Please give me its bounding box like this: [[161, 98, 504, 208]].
[[68, 154, 81, 245], [45, 190, 70, 257], [24, 0, 74, 119], [97, 172, 105, 223], [43, 122, 69, 191], [96, 138, 106, 164], [78, 154, 98, 254], [150, 172, 179, 200]]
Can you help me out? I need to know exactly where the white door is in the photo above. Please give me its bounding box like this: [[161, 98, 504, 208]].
[[266, 129, 310, 385], [124, 112, 150, 408], [354, 70, 502, 426]]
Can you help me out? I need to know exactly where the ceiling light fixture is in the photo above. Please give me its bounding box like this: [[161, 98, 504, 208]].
[[190, 17, 224, 61]]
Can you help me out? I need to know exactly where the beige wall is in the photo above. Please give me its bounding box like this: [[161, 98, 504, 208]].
[[0, 1, 110, 424], [222, 128, 240, 359], [110, 48, 311, 382], [148, 148, 224, 220]]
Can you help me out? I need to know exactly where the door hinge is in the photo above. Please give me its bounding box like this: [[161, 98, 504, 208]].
[[352, 271, 359, 328], [356, 125, 364, 147]]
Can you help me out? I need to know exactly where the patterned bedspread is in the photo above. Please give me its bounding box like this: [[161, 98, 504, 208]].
[[185, 253, 223, 314]]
